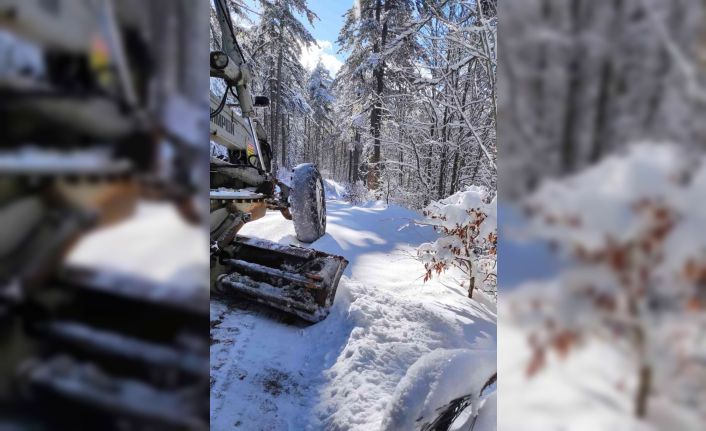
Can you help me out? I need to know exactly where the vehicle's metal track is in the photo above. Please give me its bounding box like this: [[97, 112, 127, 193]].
[[0, 265, 209, 430]]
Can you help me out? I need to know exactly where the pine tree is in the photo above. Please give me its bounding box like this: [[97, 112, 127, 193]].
[[246, 0, 317, 171], [336, 0, 416, 191], [304, 62, 335, 163]]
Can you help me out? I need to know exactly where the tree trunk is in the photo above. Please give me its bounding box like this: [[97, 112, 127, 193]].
[[437, 147, 447, 199], [635, 364, 652, 418], [304, 116, 310, 161], [560, 0, 583, 174], [398, 149, 403, 185], [450, 149, 461, 192], [630, 291, 651, 418], [437, 103, 449, 199], [316, 126, 321, 167], [273, 15, 285, 170], [469, 147, 481, 184], [352, 130, 361, 182], [332, 137, 338, 178], [367, 0, 391, 190], [347, 149, 351, 183], [589, 58, 612, 163], [268, 75, 276, 171], [589, 0, 623, 164]]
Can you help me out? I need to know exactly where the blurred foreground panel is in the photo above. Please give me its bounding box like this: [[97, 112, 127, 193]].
[[499, 0, 706, 430], [0, 0, 209, 429]]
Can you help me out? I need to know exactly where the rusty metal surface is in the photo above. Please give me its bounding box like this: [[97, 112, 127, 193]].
[[213, 236, 348, 323]]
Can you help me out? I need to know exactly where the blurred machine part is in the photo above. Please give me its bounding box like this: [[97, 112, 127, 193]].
[[0, 0, 208, 429]]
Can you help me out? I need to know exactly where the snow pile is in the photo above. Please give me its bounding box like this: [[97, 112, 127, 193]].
[[343, 180, 369, 205], [382, 349, 496, 431], [525, 143, 693, 254], [68, 203, 208, 289], [418, 186, 497, 297], [503, 143, 706, 430], [522, 143, 706, 310], [313, 282, 495, 430], [323, 178, 346, 200]]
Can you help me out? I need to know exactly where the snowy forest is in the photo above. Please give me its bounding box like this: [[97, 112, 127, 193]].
[[210, 0, 497, 209], [499, 0, 706, 197], [209, 1, 498, 429]]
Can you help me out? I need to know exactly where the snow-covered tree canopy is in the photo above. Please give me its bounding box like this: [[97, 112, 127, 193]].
[[499, 0, 706, 198], [333, 0, 497, 207]]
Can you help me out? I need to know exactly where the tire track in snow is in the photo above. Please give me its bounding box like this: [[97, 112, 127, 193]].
[[210, 198, 497, 430]]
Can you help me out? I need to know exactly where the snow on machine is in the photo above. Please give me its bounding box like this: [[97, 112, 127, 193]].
[[209, 0, 347, 323]]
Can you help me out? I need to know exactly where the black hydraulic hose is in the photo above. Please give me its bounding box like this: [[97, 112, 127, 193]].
[[210, 85, 230, 118]]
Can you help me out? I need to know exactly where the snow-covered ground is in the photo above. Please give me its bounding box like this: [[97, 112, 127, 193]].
[[210, 190, 497, 430], [500, 286, 706, 431], [68, 202, 209, 288]]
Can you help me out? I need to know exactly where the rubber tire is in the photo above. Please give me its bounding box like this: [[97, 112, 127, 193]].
[[290, 164, 326, 243]]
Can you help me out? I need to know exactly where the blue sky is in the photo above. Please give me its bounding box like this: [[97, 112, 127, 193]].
[[298, 0, 351, 62], [238, 0, 351, 76], [295, 0, 351, 76]]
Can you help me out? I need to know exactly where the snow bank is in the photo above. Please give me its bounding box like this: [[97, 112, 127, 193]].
[[499, 321, 655, 431], [323, 178, 346, 200], [473, 391, 497, 431], [521, 142, 706, 319], [381, 348, 496, 431], [312, 282, 495, 430]]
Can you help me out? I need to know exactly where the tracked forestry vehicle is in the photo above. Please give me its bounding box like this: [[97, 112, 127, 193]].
[[209, 0, 347, 323], [0, 0, 208, 429]]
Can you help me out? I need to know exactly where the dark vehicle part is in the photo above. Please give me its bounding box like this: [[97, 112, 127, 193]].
[[0, 0, 209, 428], [419, 373, 497, 431], [213, 236, 346, 322]]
